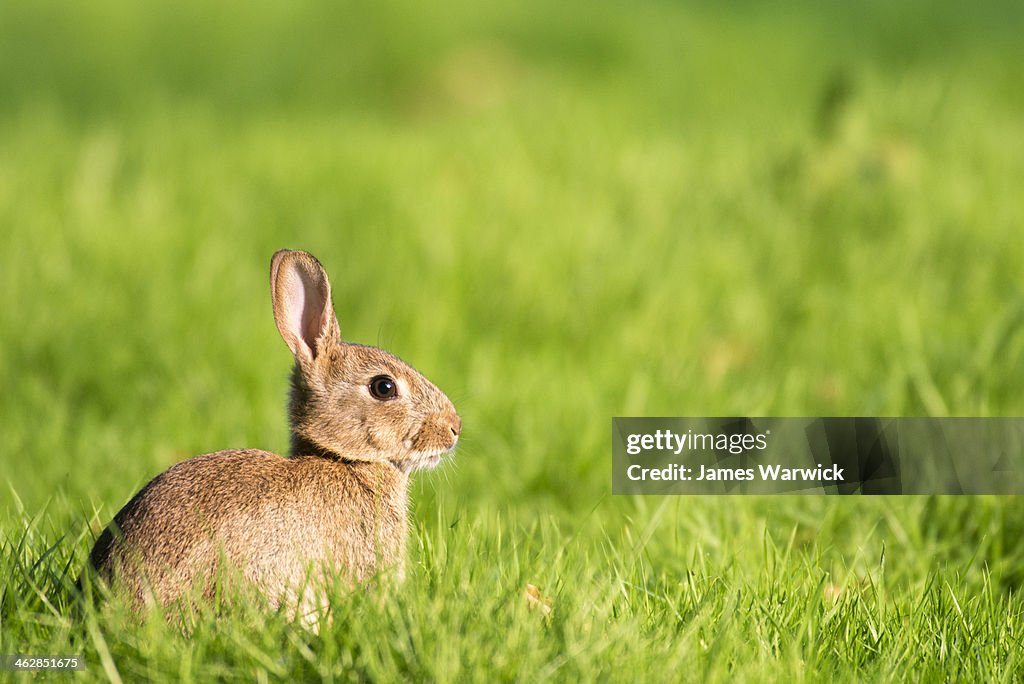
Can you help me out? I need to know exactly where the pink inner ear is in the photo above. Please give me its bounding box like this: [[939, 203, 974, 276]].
[[285, 281, 309, 348], [284, 267, 326, 356], [300, 279, 326, 350]]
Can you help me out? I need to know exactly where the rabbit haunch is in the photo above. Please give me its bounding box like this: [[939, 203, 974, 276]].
[[84, 250, 461, 615]]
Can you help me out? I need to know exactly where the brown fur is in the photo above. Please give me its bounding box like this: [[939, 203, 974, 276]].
[[83, 250, 460, 617]]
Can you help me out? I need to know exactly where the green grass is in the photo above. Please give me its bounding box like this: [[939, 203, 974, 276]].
[[2, 0, 1024, 680]]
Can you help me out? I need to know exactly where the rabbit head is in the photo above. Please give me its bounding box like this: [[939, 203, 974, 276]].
[[271, 249, 460, 471]]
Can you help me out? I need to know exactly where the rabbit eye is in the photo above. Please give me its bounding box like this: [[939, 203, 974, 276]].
[[368, 375, 398, 400]]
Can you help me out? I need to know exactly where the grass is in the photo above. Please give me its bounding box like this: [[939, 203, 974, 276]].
[[2, 0, 1024, 680]]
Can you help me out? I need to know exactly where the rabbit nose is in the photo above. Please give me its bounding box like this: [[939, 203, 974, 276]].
[[448, 414, 462, 438]]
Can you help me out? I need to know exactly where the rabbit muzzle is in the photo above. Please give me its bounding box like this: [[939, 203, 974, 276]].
[[401, 410, 461, 470]]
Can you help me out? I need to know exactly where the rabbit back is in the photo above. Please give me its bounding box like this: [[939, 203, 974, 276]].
[[88, 448, 409, 610]]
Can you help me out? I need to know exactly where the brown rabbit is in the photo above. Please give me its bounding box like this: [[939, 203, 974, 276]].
[[84, 249, 461, 617]]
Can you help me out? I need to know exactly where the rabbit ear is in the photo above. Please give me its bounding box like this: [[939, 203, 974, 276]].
[[271, 250, 341, 364]]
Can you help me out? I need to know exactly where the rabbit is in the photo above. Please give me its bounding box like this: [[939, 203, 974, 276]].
[[82, 249, 461, 619]]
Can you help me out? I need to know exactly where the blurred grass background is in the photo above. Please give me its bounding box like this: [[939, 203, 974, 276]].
[[2, 0, 1024, 679]]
